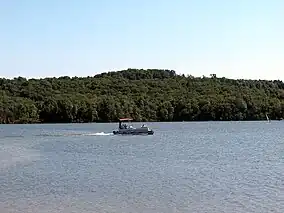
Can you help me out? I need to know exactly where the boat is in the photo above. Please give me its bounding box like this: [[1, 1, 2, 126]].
[[113, 118, 154, 135]]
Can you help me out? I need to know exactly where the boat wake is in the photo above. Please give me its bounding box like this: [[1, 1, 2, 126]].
[[83, 132, 113, 136], [1, 132, 114, 138], [33, 132, 113, 137]]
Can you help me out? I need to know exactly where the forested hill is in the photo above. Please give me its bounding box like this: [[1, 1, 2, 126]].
[[1, 68, 284, 124]]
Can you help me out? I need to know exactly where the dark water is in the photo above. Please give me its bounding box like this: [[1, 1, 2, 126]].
[[0, 121, 284, 213]]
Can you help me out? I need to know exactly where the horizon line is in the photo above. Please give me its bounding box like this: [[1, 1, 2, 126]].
[[0, 68, 283, 82]]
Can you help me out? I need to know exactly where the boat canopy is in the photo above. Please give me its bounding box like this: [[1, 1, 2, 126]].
[[119, 118, 133, 121]]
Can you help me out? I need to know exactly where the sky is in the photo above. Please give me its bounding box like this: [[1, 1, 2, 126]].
[[0, 0, 284, 80]]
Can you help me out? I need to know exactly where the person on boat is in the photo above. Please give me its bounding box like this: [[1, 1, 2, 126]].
[[119, 124, 127, 129]]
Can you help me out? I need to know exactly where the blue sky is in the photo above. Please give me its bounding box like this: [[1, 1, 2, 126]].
[[0, 0, 284, 80]]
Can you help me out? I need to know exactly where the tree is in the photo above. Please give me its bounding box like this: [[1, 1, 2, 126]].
[[1, 68, 284, 123]]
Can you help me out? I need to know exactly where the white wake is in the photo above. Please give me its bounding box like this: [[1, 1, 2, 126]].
[[83, 132, 113, 136]]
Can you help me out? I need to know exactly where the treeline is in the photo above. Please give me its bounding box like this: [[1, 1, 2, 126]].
[[1, 68, 284, 124]]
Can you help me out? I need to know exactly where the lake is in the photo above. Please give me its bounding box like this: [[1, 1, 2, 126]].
[[0, 121, 283, 213]]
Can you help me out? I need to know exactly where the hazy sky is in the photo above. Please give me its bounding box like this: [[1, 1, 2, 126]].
[[0, 0, 284, 80]]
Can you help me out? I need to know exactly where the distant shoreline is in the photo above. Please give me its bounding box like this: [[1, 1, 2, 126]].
[[0, 119, 278, 125], [1, 69, 283, 124]]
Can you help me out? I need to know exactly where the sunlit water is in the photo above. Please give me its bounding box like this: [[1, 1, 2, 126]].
[[0, 121, 284, 213]]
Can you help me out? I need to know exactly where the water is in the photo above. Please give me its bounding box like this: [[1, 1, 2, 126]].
[[0, 121, 284, 213]]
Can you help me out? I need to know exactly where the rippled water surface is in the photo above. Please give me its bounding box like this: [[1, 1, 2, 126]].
[[1, 121, 284, 213]]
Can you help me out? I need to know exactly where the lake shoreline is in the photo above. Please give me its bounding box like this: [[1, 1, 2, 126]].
[[0, 119, 277, 125]]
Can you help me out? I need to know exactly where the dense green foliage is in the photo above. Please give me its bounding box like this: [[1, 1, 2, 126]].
[[1, 69, 284, 124]]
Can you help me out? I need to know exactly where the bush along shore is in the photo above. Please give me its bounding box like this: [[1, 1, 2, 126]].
[[1, 69, 284, 124]]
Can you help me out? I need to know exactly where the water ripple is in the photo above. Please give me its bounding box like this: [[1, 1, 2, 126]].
[[1, 122, 284, 212]]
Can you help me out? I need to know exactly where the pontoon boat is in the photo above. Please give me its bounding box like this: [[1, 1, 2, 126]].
[[113, 118, 154, 135]]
